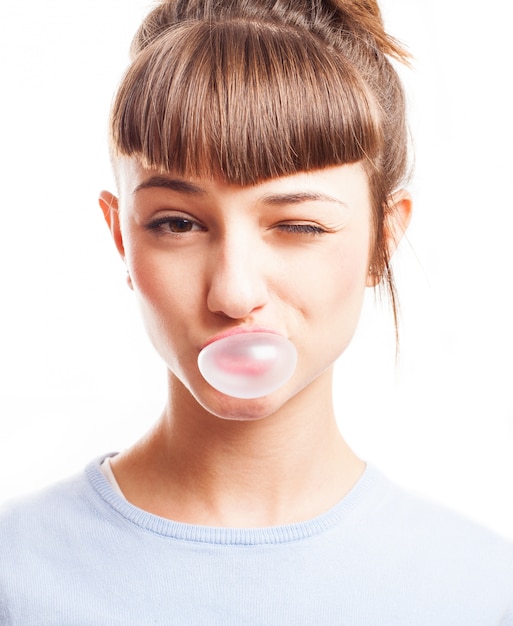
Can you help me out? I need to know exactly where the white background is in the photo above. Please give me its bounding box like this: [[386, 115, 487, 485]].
[[0, 1, 511, 540]]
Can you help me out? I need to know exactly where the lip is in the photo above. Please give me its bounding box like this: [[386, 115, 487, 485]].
[[201, 326, 280, 350]]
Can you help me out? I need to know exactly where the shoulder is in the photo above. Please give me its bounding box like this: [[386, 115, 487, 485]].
[[365, 464, 513, 550], [1, 471, 80, 520], [0, 456, 119, 550], [374, 467, 512, 547], [0, 457, 130, 622], [327, 465, 513, 621], [360, 466, 513, 591], [0, 470, 86, 550]]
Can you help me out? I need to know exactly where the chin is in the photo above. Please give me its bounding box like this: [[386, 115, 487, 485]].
[[209, 396, 282, 422], [193, 385, 293, 422]]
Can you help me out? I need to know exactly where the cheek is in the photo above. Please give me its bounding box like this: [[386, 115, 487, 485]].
[[296, 239, 370, 317], [337, 247, 370, 305], [288, 235, 371, 373], [126, 235, 192, 303], [128, 251, 168, 311], [125, 245, 199, 344], [127, 257, 203, 381]]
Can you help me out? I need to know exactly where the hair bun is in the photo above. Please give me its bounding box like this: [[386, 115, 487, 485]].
[[131, 1, 409, 64], [331, 0, 410, 63], [130, 3, 178, 58]]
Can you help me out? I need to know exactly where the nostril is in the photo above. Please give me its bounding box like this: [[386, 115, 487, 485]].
[[206, 259, 268, 320]]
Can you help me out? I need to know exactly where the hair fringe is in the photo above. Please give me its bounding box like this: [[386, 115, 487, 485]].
[[113, 19, 384, 185]]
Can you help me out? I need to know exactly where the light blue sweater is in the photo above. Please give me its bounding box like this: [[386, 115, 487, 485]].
[[1, 456, 512, 625]]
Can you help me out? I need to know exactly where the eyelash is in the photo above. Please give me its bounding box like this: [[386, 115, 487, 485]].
[[146, 216, 204, 234], [146, 217, 326, 236], [275, 223, 326, 235]]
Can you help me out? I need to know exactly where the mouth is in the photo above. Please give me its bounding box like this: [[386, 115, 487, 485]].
[[197, 330, 298, 399], [201, 326, 279, 350], [210, 341, 277, 376]]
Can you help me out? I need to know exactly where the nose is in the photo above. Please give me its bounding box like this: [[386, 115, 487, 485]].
[[206, 236, 269, 320]]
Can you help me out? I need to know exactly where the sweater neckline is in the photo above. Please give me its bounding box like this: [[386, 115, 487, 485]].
[[84, 454, 383, 546]]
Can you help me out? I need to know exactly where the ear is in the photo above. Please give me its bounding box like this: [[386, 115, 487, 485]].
[[366, 189, 412, 288], [385, 188, 412, 257], [98, 190, 124, 259]]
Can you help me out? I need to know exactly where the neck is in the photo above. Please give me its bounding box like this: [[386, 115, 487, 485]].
[[111, 370, 364, 527]]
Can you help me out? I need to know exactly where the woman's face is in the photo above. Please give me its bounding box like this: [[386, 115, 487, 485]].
[[101, 159, 376, 420]]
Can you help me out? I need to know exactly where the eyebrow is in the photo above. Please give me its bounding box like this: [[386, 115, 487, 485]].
[[133, 176, 206, 195], [258, 191, 348, 209], [133, 177, 347, 208]]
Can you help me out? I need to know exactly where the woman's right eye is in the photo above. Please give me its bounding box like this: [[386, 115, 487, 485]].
[[146, 216, 205, 234]]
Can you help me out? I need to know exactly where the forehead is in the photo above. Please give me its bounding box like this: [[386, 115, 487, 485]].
[[116, 157, 371, 211]]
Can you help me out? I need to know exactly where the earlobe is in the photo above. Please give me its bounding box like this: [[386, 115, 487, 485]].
[[98, 190, 125, 259], [366, 264, 379, 288]]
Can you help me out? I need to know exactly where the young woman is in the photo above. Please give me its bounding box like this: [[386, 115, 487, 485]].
[[1, 1, 512, 623]]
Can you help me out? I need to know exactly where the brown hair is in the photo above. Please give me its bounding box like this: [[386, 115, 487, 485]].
[[110, 0, 411, 332]]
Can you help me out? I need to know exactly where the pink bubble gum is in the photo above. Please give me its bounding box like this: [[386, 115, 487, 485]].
[[197, 332, 297, 399]]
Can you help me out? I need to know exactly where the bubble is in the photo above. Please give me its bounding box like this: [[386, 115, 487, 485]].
[[197, 332, 297, 399]]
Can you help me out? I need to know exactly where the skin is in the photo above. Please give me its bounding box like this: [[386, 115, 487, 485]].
[[99, 158, 411, 527]]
